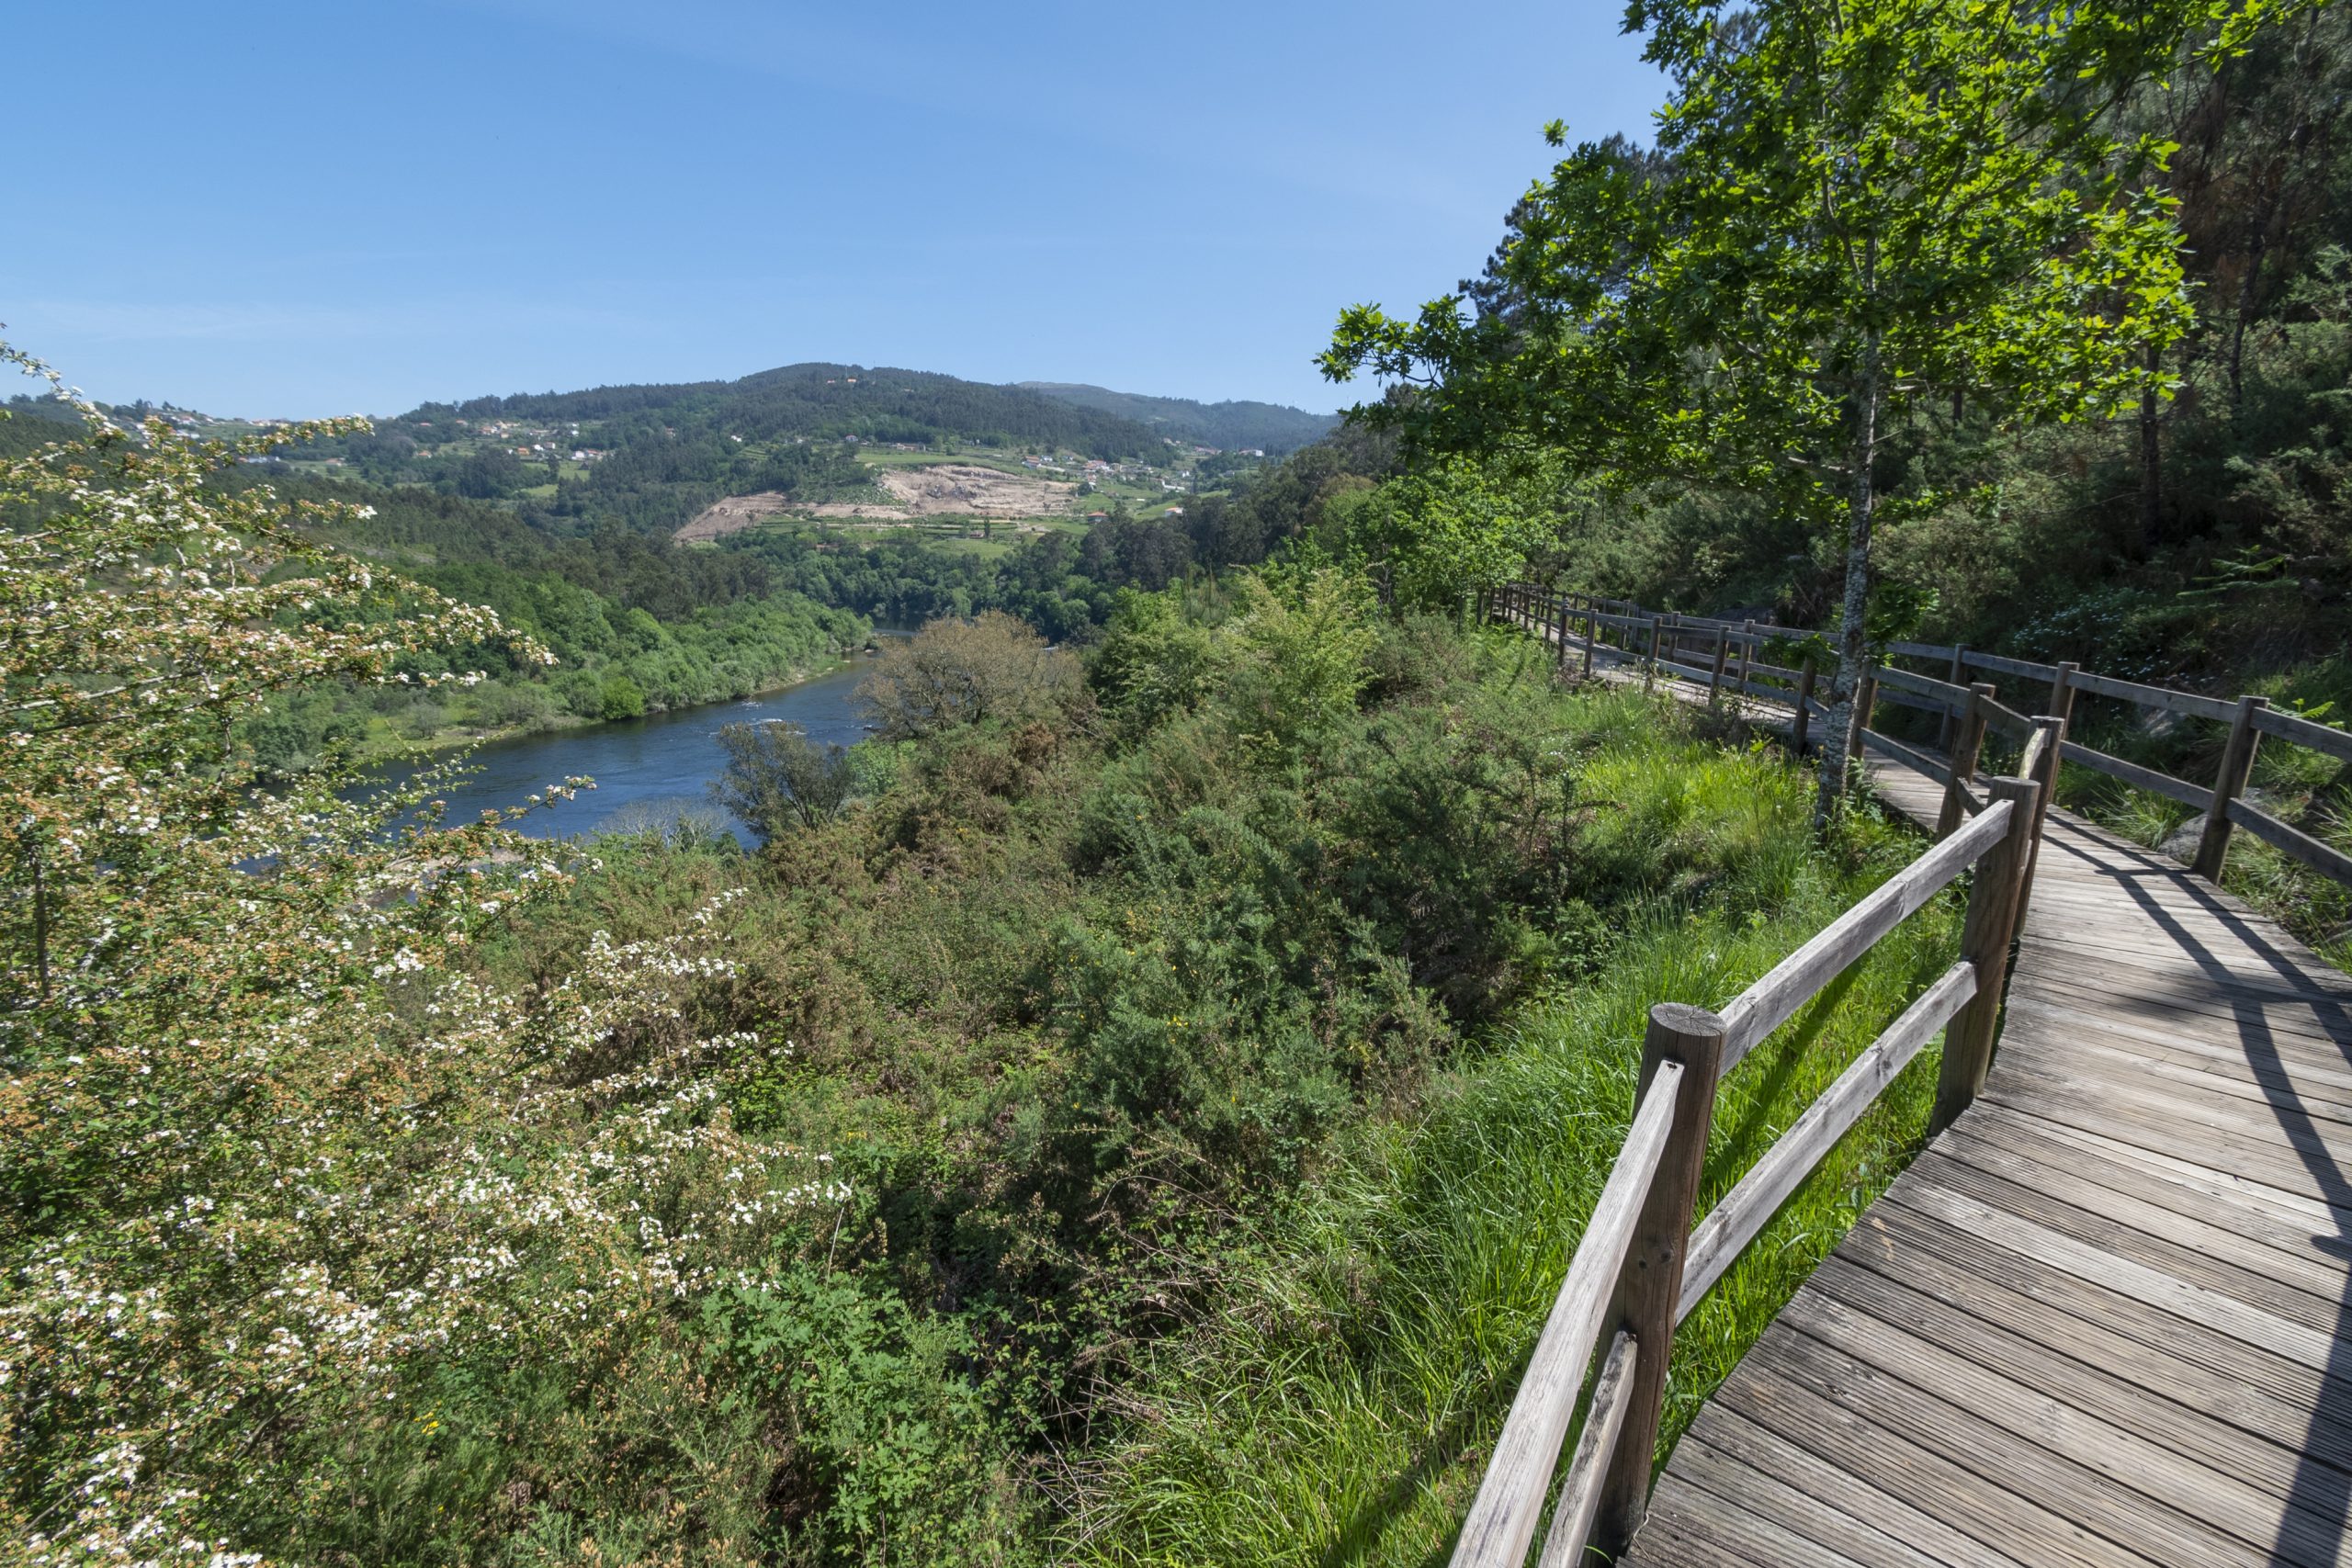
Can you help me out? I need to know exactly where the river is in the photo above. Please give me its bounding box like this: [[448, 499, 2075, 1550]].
[[374, 653, 885, 842]]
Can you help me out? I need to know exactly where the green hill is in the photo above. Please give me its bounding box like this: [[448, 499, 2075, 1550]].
[[1016, 381, 1334, 453]]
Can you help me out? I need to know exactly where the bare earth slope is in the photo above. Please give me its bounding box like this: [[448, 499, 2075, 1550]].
[[676, 464, 1079, 540]]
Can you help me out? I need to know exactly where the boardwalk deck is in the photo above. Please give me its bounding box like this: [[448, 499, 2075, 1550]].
[[1607, 728, 2352, 1564]]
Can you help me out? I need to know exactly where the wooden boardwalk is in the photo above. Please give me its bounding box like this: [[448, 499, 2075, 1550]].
[[1618, 750, 2352, 1566]]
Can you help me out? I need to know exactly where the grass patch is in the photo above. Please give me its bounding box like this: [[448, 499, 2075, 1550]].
[[1069, 691, 1960, 1565]]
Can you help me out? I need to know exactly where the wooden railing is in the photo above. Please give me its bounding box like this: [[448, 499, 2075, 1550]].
[[1480, 581, 2352, 895], [1455, 583, 2051, 1564]]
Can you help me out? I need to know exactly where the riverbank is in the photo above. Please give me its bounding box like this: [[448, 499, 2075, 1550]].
[[360, 652, 888, 840], [348, 647, 873, 765]]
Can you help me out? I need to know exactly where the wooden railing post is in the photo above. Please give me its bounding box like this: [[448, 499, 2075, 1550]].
[[1736, 620, 1756, 699], [2018, 716, 2064, 911], [1645, 617, 1663, 693], [1938, 645, 1968, 750], [2192, 694, 2268, 883], [1707, 627, 1731, 705], [1592, 1003, 1727, 1558], [1791, 657, 1817, 755], [1582, 602, 1599, 678], [1930, 775, 2040, 1135], [2048, 661, 2079, 734], [1556, 592, 1573, 671], [1937, 682, 1996, 839]]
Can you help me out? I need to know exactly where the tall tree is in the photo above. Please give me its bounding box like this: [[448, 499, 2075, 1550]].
[[1325, 0, 2302, 822]]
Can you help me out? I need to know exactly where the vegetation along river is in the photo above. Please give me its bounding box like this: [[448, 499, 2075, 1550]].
[[374, 652, 887, 842]]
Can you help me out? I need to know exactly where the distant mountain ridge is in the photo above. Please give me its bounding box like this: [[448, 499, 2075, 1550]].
[[1017, 381, 1335, 454]]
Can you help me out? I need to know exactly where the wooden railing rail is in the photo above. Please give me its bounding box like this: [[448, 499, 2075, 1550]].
[[1488, 582, 2352, 896], [1460, 586, 2049, 1565]]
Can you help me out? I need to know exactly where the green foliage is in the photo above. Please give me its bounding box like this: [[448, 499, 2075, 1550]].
[[597, 669, 648, 719], [713, 719, 857, 838]]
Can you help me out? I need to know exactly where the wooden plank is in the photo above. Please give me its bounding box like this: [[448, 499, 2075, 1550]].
[[1851, 1193, 2352, 1415], [1670, 1438, 1956, 1568], [1534, 1331, 1635, 1568], [2065, 668, 2240, 724], [1781, 1285, 2346, 1562], [1618, 1485, 1781, 1568], [1880, 1180, 2342, 1371], [1995, 1106, 2342, 1229], [1873, 664, 1972, 711], [1833, 1203, 2352, 1479], [1646, 1468, 1884, 1567], [1715, 806, 2007, 1069], [1960, 649, 2062, 682], [1947, 1116, 2352, 1288], [1884, 638, 1960, 662], [1682, 1404, 2028, 1568], [1975, 695, 2034, 741], [1746, 1327, 2223, 1566], [1680, 961, 1977, 1320], [1914, 1141, 2352, 1319], [1448, 1063, 1683, 1568], [1860, 728, 1957, 787], [2253, 704, 2352, 766], [2006, 1021, 2352, 1128], [2055, 740, 2216, 811], [2228, 798, 2352, 889], [1712, 1348, 2143, 1568]]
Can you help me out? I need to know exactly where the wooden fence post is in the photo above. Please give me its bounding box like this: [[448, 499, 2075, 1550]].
[[1736, 620, 1756, 700], [2192, 694, 2269, 883], [1582, 602, 1599, 678], [1591, 1002, 1727, 1558], [1556, 592, 1573, 671], [1645, 617, 1663, 693], [1707, 627, 1731, 706], [1938, 646, 1968, 750], [2048, 661, 2079, 734], [2018, 716, 2064, 912], [1931, 774, 2041, 1135], [1791, 658, 1817, 755], [1937, 682, 1996, 839]]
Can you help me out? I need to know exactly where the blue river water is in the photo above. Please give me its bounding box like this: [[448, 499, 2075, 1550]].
[[373, 653, 884, 842]]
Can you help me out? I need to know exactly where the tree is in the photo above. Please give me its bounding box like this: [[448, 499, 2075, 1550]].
[[854, 610, 1083, 739], [1326, 0, 2301, 822], [709, 719, 854, 837], [0, 341, 839, 1562]]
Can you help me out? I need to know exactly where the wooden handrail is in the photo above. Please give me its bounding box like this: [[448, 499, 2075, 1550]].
[[1468, 586, 2069, 1558], [1678, 958, 1980, 1320], [1502, 580, 2352, 897], [1718, 799, 2010, 1069], [1448, 1060, 1685, 1568]]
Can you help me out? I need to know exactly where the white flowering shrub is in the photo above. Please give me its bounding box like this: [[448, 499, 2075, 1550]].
[[0, 346, 868, 1563]]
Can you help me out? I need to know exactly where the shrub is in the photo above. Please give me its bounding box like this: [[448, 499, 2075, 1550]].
[[856, 611, 1085, 739]]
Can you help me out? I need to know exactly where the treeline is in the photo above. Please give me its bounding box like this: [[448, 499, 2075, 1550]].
[[1408, 8, 2352, 688], [232, 476, 866, 771]]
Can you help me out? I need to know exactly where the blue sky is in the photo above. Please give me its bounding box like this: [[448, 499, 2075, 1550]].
[[8, 2, 1664, 418]]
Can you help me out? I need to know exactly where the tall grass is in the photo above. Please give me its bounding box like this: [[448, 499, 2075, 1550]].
[[1067, 688, 1961, 1565]]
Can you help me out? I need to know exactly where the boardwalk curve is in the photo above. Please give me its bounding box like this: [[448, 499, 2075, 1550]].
[[1623, 765, 2352, 1567], [1472, 587, 2352, 1565]]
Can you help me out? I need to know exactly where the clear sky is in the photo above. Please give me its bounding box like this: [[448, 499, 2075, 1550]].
[[8, 2, 1664, 419]]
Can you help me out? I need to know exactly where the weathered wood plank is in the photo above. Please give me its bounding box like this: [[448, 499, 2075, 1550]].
[[1780, 1286, 2349, 1563]]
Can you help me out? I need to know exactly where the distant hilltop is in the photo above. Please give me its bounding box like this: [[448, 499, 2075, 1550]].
[[1016, 381, 1335, 456]]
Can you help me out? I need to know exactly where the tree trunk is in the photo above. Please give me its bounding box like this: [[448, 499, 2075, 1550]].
[[2138, 340, 2164, 558], [1815, 329, 1883, 831]]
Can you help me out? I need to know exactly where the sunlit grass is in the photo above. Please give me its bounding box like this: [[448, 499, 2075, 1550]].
[[1069, 689, 1962, 1565]]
